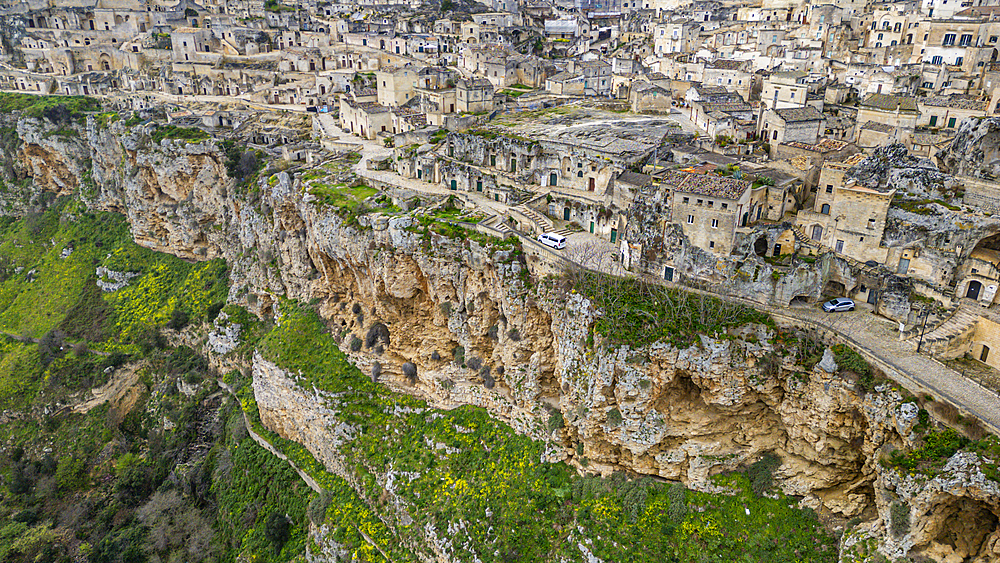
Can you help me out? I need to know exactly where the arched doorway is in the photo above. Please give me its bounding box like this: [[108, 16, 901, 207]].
[[968, 280, 983, 300]]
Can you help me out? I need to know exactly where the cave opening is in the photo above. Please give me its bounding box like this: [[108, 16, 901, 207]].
[[754, 236, 768, 257]]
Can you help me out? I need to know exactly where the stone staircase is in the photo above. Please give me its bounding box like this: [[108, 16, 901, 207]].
[[483, 215, 513, 235], [787, 225, 830, 255], [513, 204, 553, 233], [913, 301, 983, 357]]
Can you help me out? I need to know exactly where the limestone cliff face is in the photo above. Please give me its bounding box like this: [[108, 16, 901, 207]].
[[6, 115, 1000, 562]]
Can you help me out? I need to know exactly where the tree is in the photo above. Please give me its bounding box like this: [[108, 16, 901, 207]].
[[42, 104, 71, 125], [264, 511, 291, 552]]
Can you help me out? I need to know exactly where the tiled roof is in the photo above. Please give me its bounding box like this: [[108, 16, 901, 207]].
[[860, 120, 895, 133], [617, 171, 652, 186], [358, 102, 390, 113], [702, 101, 752, 113], [695, 85, 730, 96], [775, 106, 824, 122], [661, 170, 750, 200], [859, 93, 918, 112], [708, 59, 746, 71], [920, 96, 988, 111]]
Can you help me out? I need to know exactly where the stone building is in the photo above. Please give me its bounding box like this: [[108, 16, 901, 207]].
[[455, 78, 494, 113], [667, 170, 764, 255], [759, 106, 825, 147], [855, 93, 919, 142], [795, 159, 893, 265]]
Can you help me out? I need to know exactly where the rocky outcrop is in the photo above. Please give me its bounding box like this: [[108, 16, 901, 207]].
[[938, 117, 1000, 181], [848, 143, 954, 198]]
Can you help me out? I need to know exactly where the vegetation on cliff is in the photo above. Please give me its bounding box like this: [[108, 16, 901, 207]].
[[0, 205, 315, 563], [572, 271, 772, 348], [0, 93, 101, 121], [251, 302, 839, 563]]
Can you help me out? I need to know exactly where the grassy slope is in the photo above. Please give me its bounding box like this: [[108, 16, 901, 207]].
[[0, 205, 311, 563]]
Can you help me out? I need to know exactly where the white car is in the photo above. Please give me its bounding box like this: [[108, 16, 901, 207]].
[[537, 233, 566, 250], [822, 297, 855, 312]]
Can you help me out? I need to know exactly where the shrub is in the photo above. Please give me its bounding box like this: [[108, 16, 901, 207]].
[[495, 365, 504, 375], [151, 124, 209, 144], [665, 482, 687, 526], [352, 303, 361, 314], [888, 428, 969, 470], [573, 272, 771, 348], [508, 328, 522, 342], [833, 344, 871, 376], [890, 502, 910, 537], [264, 511, 291, 552], [349, 335, 362, 352], [453, 345, 465, 366], [166, 307, 190, 330], [402, 362, 417, 383], [431, 351, 441, 361], [483, 372, 495, 389], [365, 323, 390, 349], [467, 356, 483, 371], [206, 302, 225, 321], [747, 453, 781, 496], [487, 325, 499, 340], [607, 408, 623, 427], [307, 491, 332, 525], [548, 411, 564, 432]]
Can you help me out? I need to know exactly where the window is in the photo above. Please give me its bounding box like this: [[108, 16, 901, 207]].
[[868, 219, 876, 229], [943, 33, 956, 46], [697, 199, 703, 205], [682, 197, 690, 204], [932, 56, 943, 64], [709, 241, 715, 249], [711, 219, 718, 228], [687, 215, 694, 224], [930, 115, 938, 126], [959, 34, 972, 46], [821, 203, 830, 214], [948, 117, 956, 128], [721, 203, 728, 209], [826, 185, 833, 193], [990, 36, 998, 43], [877, 33, 883, 40], [956, 57, 963, 65]]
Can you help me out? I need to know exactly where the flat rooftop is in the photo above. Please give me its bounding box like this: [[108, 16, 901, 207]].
[[489, 105, 689, 161]]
